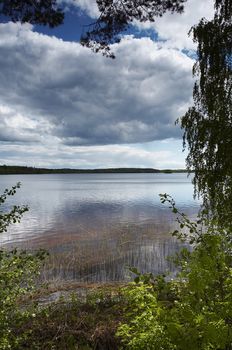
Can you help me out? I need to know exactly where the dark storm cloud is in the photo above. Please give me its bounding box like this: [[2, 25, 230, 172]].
[[0, 23, 193, 146]]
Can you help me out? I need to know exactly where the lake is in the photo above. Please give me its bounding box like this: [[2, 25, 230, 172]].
[[0, 173, 200, 282]]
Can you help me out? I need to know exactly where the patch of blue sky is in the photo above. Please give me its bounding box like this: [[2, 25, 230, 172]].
[[182, 48, 197, 59], [34, 7, 162, 45], [125, 24, 159, 42], [35, 10, 91, 42]]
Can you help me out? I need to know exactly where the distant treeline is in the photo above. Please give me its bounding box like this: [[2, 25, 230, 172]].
[[0, 165, 189, 175]]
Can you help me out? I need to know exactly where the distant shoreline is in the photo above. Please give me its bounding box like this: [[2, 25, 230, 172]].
[[0, 165, 190, 175]]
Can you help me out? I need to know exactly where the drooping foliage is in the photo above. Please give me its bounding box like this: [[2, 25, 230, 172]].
[[0, 0, 187, 59], [0, 0, 64, 27], [181, 0, 232, 225], [0, 0, 187, 57], [1, 0, 231, 227], [81, 0, 187, 57]]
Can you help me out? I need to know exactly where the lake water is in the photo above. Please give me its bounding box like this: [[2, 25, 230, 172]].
[[0, 173, 200, 282]]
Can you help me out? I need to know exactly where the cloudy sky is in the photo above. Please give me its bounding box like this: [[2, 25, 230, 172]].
[[0, 0, 214, 169]]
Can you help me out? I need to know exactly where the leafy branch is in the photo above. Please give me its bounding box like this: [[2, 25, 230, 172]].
[[0, 182, 29, 234]]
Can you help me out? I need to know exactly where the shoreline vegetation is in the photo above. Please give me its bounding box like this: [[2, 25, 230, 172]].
[[0, 165, 189, 175], [1, 187, 231, 349]]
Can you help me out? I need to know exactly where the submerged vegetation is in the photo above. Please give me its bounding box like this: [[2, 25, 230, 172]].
[[0, 0, 231, 348], [117, 198, 232, 350], [0, 185, 231, 349]]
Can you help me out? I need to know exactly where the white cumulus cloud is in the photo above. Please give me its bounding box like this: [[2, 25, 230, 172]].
[[135, 0, 214, 50]]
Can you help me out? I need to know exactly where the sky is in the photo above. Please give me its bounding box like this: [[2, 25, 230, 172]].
[[0, 0, 214, 169]]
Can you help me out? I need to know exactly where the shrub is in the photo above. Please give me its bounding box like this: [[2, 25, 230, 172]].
[[0, 184, 46, 349], [117, 283, 174, 350], [117, 195, 232, 350]]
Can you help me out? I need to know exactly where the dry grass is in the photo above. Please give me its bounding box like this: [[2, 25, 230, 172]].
[[15, 286, 126, 349]]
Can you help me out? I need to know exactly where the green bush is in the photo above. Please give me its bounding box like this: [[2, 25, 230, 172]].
[[0, 184, 46, 349], [117, 196, 232, 350], [165, 233, 232, 350], [117, 283, 174, 350]]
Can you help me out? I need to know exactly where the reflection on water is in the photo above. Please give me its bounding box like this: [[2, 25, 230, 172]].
[[0, 173, 200, 282]]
